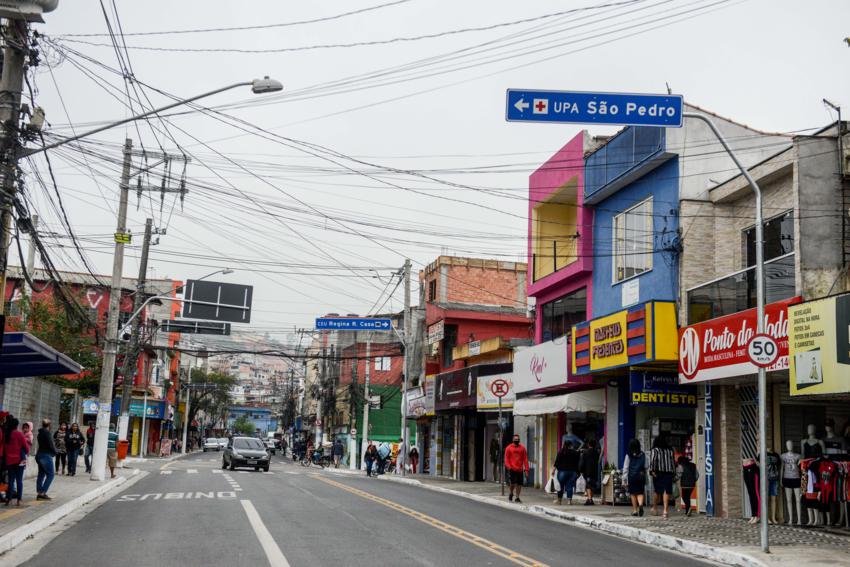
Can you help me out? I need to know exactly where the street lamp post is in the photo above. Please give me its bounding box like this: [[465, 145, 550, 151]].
[[85, 78, 281, 483]]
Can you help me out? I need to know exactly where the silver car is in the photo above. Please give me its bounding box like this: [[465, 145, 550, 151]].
[[203, 438, 220, 452]]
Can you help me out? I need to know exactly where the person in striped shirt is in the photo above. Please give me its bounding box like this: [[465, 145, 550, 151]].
[[649, 434, 676, 519]]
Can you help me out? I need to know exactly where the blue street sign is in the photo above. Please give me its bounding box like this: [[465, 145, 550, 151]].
[[315, 317, 393, 331], [505, 89, 683, 127]]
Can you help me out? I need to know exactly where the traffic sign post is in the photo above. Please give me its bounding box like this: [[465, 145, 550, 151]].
[[506, 90, 771, 552], [315, 317, 392, 331], [747, 334, 779, 368], [489, 379, 511, 496], [506, 89, 683, 127]]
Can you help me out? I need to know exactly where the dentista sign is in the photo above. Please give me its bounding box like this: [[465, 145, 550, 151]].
[[678, 297, 801, 383]]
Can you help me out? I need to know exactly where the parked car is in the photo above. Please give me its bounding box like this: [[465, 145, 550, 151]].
[[203, 438, 220, 452], [223, 436, 270, 472], [264, 437, 277, 455], [217, 438, 228, 450]]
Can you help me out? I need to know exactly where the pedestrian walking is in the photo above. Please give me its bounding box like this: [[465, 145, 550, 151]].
[[36, 419, 56, 500], [65, 423, 85, 476], [504, 434, 529, 503], [578, 438, 600, 505], [623, 438, 647, 517], [364, 442, 378, 477], [332, 438, 345, 468], [107, 424, 119, 479], [84, 422, 95, 473], [676, 455, 699, 517], [377, 441, 391, 475], [53, 423, 68, 475], [552, 440, 580, 505], [394, 437, 406, 475], [649, 434, 676, 518], [409, 445, 419, 474], [4, 418, 30, 506], [0, 411, 7, 503], [22, 422, 34, 470], [489, 436, 500, 482]]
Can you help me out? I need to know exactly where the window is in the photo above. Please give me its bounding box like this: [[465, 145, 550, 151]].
[[428, 279, 437, 302], [541, 288, 587, 341], [374, 357, 391, 371], [442, 325, 458, 368], [744, 211, 793, 268], [613, 198, 653, 283]]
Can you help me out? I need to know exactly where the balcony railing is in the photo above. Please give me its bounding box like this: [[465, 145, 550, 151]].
[[584, 126, 666, 202], [686, 253, 795, 324]]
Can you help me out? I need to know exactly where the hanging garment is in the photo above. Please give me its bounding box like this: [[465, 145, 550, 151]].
[[743, 462, 760, 518]]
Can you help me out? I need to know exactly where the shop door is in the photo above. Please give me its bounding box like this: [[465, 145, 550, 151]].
[[739, 386, 758, 517]]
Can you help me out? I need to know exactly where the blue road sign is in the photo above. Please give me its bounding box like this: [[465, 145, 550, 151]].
[[316, 317, 393, 331], [505, 89, 683, 127]]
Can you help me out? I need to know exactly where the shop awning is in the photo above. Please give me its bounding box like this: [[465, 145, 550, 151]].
[[0, 332, 82, 379], [513, 388, 605, 416]]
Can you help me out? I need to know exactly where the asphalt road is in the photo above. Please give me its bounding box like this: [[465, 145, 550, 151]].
[[19, 452, 717, 567]]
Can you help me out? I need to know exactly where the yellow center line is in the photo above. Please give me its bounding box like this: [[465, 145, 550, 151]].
[[311, 475, 549, 567]]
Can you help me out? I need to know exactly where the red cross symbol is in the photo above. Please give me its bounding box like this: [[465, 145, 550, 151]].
[[535, 100, 547, 112]]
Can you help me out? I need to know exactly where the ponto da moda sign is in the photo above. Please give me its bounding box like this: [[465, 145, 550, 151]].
[[789, 293, 850, 396], [678, 297, 801, 383]]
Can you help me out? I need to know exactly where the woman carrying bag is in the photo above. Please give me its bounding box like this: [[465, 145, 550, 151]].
[[622, 439, 647, 517], [551, 441, 580, 505]]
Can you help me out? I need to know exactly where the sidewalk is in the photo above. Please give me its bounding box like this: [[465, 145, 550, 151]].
[[329, 469, 850, 567], [0, 466, 144, 556]]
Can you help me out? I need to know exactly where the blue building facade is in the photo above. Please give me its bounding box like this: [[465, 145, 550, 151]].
[[226, 406, 277, 436]]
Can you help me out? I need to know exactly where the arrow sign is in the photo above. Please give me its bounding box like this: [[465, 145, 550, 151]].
[[506, 89, 683, 127], [315, 317, 393, 331]]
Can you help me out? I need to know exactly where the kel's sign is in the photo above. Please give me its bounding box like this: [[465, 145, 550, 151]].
[[678, 297, 801, 383], [629, 371, 697, 407], [506, 89, 683, 127], [789, 293, 850, 396]]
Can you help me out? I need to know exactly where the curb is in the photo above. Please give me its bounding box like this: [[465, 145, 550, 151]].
[[0, 469, 144, 556], [324, 469, 767, 567]]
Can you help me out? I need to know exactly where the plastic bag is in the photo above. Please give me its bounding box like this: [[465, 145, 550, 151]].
[[575, 474, 586, 494], [545, 474, 561, 494]]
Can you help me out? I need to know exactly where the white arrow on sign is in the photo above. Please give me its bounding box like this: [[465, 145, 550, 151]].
[[514, 98, 530, 113]]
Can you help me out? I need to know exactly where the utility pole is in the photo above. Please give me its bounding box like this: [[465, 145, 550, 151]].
[[181, 365, 191, 454], [349, 330, 358, 470], [118, 217, 153, 448], [315, 347, 325, 446], [400, 259, 411, 476], [90, 138, 133, 482], [0, 19, 29, 334], [360, 333, 372, 469]]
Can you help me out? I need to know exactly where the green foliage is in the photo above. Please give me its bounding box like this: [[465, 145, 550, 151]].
[[8, 295, 102, 395], [232, 415, 255, 436], [187, 368, 236, 428]]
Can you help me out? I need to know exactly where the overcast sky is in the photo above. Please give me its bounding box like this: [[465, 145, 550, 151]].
[[23, 0, 850, 341]]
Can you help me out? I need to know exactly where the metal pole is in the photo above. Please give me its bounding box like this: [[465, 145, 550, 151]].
[[140, 388, 148, 458], [683, 112, 768, 552], [119, 218, 153, 441], [90, 138, 133, 482], [182, 368, 191, 455], [0, 19, 28, 333], [360, 334, 371, 469], [21, 214, 37, 323], [401, 259, 411, 476], [499, 396, 504, 496]]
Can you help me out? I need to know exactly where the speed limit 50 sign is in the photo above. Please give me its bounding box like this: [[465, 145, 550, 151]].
[[747, 334, 780, 368]]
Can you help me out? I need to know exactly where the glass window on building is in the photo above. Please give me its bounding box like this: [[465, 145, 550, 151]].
[[442, 325, 458, 368], [744, 210, 794, 267], [541, 287, 587, 341], [613, 198, 653, 283], [374, 356, 391, 371]]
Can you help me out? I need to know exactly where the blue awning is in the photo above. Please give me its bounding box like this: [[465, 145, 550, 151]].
[[1, 332, 83, 379]]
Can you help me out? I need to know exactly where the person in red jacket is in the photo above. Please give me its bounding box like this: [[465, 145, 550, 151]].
[[4, 417, 30, 506], [504, 434, 529, 503]]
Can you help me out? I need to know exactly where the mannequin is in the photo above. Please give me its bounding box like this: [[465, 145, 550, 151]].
[[561, 424, 583, 450], [801, 424, 825, 459], [742, 457, 760, 524], [781, 440, 802, 525], [823, 419, 846, 455], [766, 448, 781, 524]]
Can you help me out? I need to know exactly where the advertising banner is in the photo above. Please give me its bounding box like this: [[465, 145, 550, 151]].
[[789, 293, 850, 395], [476, 373, 515, 410], [112, 398, 166, 419], [587, 310, 629, 370], [678, 297, 800, 383], [629, 370, 697, 407], [513, 338, 572, 393], [406, 375, 437, 418], [427, 320, 445, 345], [81, 398, 100, 414]]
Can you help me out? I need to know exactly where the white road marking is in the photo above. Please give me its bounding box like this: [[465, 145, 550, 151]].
[[263, 472, 274, 475], [212, 469, 222, 474], [187, 469, 198, 474], [239, 471, 248, 474], [160, 470, 172, 475], [241, 500, 290, 567]]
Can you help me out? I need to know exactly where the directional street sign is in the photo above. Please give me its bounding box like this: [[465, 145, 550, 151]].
[[505, 89, 683, 127], [182, 280, 253, 324], [315, 317, 393, 331], [160, 320, 232, 335]]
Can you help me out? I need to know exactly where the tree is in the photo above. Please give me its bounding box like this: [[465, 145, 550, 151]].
[[186, 368, 236, 430], [8, 294, 103, 395], [232, 415, 255, 436]]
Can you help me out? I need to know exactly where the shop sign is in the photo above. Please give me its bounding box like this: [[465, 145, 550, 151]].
[[678, 297, 800, 384], [435, 363, 512, 411], [112, 398, 166, 419], [513, 338, 572, 393], [468, 341, 481, 357], [789, 293, 850, 395], [704, 384, 714, 516], [476, 373, 515, 410], [81, 398, 100, 414], [406, 376, 436, 418], [572, 301, 678, 375], [427, 320, 445, 345], [629, 371, 696, 407]]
